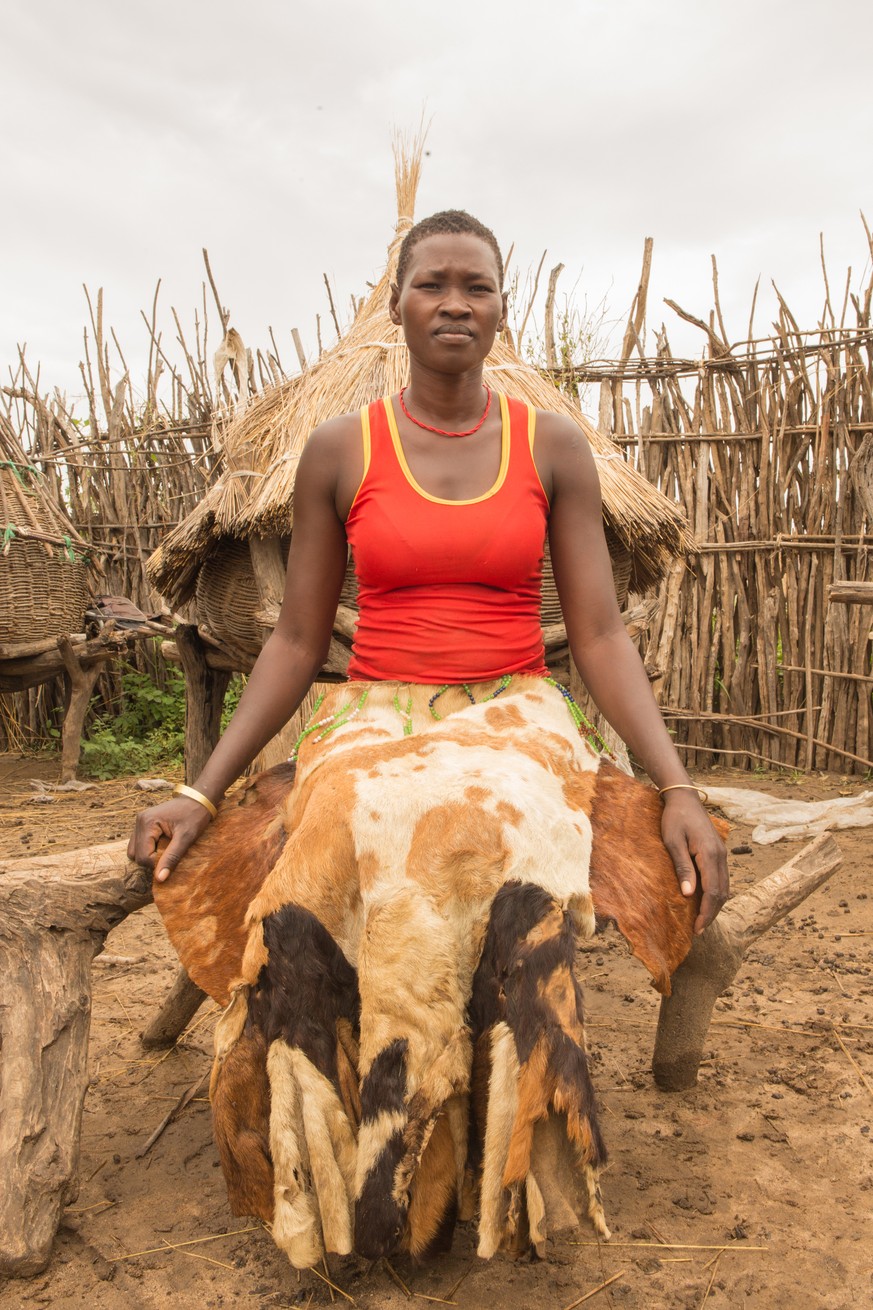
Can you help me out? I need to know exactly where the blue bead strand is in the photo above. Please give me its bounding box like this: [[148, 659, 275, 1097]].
[[543, 676, 615, 758]]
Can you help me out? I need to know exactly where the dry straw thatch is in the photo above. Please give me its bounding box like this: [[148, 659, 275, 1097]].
[[148, 135, 690, 608]]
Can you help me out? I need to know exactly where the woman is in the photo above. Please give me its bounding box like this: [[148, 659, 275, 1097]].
[[130, 210, 728, 1263]]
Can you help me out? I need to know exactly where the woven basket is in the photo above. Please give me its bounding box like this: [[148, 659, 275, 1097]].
[[0, 470, 89, 648], [195, 539, 264, 658]]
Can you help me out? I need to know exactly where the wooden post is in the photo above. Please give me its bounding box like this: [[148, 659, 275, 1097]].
[[57, 637, 104, 783], [140, 967, 209, 1049], [174, 623, 231, 781], [0, 841, 149, 1276], [154, 624, 227, 1043], [248, 536, 287, 627]]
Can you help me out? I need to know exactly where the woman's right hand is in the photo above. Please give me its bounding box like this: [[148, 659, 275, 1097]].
[[128, 796, 213, 884]]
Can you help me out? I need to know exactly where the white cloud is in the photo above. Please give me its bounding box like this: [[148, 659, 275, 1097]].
[[2, 0, 871, 399]]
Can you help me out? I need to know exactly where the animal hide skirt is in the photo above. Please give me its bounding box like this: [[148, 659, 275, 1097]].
[[154, 677, 710, 1267]]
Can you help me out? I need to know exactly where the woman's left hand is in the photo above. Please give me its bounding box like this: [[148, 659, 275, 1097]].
[[660, 790, 729, 934]]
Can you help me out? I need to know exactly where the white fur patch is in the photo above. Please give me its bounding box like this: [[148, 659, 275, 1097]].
[[477, 1022, 520, 1259], [291, 1049, 357, 1256], [267, 1040, 323, 1268]]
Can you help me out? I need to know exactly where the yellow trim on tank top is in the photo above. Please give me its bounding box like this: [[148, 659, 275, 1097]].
[[348, 403, 373, 515], [383, 392, 511, 505], [526, 403, 550, 505]]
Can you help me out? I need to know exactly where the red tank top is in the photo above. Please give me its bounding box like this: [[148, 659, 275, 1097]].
[[345, 393, 549, 682]]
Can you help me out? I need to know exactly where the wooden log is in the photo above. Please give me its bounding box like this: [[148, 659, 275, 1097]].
[[0, 632, 86, 661], [828, 580, 873, 605], [0, 629, 127, 692], [161, 637, 245, 674], [652, 832, 842, 1091], [0, 841, 150, 1277]]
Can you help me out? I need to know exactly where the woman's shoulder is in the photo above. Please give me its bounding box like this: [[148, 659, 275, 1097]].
[[295, 411, 367, 497], [516, 404, 599, 497], [524, 405, 592, 454], [301, 409, 366, 461], [308, 408, 365, 443]]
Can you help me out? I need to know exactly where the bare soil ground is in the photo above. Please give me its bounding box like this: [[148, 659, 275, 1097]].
[[1, 753, 872, 1310]]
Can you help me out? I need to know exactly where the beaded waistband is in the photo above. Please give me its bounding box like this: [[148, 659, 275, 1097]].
[[287, 675, 614, 765]]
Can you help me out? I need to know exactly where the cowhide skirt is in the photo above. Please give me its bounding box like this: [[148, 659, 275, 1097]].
[[154, 677, 718, 1268]]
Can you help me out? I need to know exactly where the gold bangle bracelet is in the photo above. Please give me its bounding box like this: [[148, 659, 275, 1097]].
[[658, 783, 709, 804], [172, 782, 219, 820]]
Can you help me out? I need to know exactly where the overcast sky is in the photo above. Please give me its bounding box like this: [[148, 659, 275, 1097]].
[[3, 0, 871, 413]]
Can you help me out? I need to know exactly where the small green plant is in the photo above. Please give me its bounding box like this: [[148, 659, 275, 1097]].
[[80, 667, 186, 779], [221, 674, 246, 730], [79, 667, 248, 779]]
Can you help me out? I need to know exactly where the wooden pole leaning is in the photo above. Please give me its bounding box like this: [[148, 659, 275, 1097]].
[[652, 832, 843, 1090]]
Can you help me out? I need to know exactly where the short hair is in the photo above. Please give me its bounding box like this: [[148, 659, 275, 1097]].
[[395, 210, 504, 289]]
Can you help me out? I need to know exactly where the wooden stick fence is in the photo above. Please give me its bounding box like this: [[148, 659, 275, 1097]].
[[0, 257, 264, 747], [3, 239, 872, 773], [574, 231, 873, 774]]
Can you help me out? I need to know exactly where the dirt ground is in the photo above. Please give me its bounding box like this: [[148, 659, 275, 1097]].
[[1, 753, 871, 1310]]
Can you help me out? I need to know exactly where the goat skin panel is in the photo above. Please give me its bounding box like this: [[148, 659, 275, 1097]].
[[588, 762, 729, 994], [154, 762, 294, 1005], [153, 678, 728, 1268]]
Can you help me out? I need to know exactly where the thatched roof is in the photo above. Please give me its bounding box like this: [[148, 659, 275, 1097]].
[[149, 141, 690, 606]]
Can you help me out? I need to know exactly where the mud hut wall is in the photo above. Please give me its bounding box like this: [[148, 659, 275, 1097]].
[[576, 317, 873, 775]]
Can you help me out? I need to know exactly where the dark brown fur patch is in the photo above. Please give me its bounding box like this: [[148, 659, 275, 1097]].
[[355, 1038, 409, 1258], [251, 903, 360, 1096], [360, 1039, 407, 1122]]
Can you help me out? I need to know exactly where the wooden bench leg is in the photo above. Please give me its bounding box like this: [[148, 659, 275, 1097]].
[[140, 966, 207, 1049], [653, 832, 842, 1090]]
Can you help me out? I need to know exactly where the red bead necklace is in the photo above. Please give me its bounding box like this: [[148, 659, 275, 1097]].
[[398, 385, 492, 438]]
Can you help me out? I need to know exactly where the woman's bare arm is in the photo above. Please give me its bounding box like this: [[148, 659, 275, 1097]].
[[541, 412, 729, 933], [129, 418, 354, 880]]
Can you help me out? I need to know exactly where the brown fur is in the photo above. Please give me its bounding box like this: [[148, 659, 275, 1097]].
[[588, 762, 731, 994], [405, 801, 512, 907], [407, 1111, 458, 1257], [154, 764, 294, 1004], [210, 1024, 274, 1222]]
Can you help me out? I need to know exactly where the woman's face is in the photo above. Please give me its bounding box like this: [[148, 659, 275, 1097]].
[[389, 233, 507, 373]]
